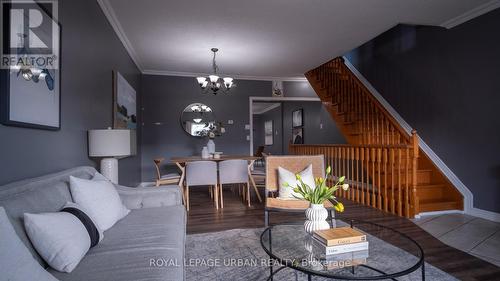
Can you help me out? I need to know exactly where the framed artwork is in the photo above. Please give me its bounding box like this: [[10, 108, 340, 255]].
[[292, 127, 303, 144], [292, 108, 303, 128], [0, 1, 61, 130], [113, 71, 137, 129], [264, 120, 273, 145]]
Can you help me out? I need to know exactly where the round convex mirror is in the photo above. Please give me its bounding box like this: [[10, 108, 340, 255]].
[[180, 103, 216, 137]]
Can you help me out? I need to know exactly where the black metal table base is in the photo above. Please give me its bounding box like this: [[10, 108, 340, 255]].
[[266, 262, 426, 281]]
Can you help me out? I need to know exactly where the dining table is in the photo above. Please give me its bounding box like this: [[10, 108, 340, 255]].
[[171, 155, 263, 204]]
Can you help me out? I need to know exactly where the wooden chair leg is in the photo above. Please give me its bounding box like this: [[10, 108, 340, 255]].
[[209, 186, 213, 199], [219, 184, 224, 209], [179, 183, 186, 206], [214, 185, 219, 209], [186, 185, 190, 211], [246, 182, 251, 207], [155, 180, 160, 187]]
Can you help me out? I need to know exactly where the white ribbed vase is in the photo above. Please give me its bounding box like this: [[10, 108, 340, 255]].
[[304, 203, 330, 234]]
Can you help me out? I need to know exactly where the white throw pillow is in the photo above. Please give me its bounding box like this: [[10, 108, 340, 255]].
[[69, 175, 129, 231], [278, 164, 316, 199], [0, 207, 59, 281], [23, 202, 103, 273]]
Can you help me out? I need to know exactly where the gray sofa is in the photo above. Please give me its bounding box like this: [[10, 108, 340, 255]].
[[0, 166, 186, 281]]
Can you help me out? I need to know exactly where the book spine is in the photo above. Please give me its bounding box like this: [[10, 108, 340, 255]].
[[325, 242, 369, 255], [313, 235, 367, 246]]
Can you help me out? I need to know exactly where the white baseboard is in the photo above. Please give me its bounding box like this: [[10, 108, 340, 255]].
[[414, 210, 464, 219], [469, 207, 500, 223]]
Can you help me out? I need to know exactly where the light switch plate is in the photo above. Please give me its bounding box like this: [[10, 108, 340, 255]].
[[228, 120, 234, 124], [245, 124, 250, 130], [246, 135, 250, 141]]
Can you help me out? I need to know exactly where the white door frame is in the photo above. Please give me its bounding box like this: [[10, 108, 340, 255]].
[[249, 96, 320, 156]]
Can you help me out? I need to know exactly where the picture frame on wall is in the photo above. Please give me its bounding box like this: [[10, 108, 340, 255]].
[[292, 108, 303, 128], [0, 1, 61, 130], [113, 71, 137, 129], [264, 120, 273, 145], [292, 127, 303, 144]]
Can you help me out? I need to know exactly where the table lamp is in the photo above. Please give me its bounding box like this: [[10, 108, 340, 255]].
[[88, 128, 135, 184]]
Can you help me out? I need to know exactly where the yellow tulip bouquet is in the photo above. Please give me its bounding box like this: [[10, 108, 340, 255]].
[[284, 166, 348, 212]]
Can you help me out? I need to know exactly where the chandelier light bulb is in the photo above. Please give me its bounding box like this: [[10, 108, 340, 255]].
[[209, 75, 219, 83], [196, 77, 207, 85]]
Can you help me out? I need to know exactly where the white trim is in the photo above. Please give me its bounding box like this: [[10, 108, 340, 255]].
[[469, 207, 500, 223], [440, 0, 500, 29], [253, 103, 281, 115], [97, 0, 143, 71], [142, 69, 307, 82], [414, 210, 464, 219], [343, 56, 475, 214], [249, 96, 321, 156]]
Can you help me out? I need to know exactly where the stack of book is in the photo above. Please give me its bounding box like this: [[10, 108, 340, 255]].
[[312, 227, 369, 269]]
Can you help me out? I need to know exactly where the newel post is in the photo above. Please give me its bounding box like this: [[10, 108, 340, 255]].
[[411, 130, 419, 217]]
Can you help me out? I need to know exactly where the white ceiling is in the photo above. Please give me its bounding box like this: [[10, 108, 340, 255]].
[[99, 0, 499, 80]]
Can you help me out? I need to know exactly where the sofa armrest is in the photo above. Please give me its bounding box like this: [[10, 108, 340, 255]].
[[115, 184, 183, 209]]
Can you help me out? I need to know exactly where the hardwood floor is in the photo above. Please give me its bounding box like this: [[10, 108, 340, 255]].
[[186, 186, 500, 281]]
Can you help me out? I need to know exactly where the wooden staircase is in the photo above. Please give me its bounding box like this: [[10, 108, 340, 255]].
[[289, 57, 463, 218]]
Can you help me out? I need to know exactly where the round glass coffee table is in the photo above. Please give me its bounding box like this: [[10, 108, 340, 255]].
[[260, 219, 425, 280]]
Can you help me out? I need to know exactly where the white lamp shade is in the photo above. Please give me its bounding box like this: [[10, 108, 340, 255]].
[[196, 77, 206, 85], [209, 75, 219, 83], [88, 129, 135, 157]]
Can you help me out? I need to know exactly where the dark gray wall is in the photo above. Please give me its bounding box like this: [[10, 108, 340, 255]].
[[254, 105, 283, 155], [283, 81, 317, 97], [0, 0, 142, 186], [345, 9, 500, 212], [141, 75, 271, 181], [283, 101, 346, 154], [253, 101, 346, 155]]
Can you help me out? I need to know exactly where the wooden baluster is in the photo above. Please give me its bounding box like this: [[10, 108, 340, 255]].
[[342, 147, 347, 198], [383, 148, 388, 212], [390, 149, 395, 214], [411, 130, 419, 217], [377, 148, 382, 209], [355, 147, 360, 203], [365, 148, 370, 206], [360, 147, 365, 205], [397, 148, 402, 216], [350, 147, 355, 200], [405, 147, 410, 218], [371, 148, 376, 208]]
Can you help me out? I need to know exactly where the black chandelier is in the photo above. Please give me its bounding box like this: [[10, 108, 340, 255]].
[[196, 48, 234, 95]]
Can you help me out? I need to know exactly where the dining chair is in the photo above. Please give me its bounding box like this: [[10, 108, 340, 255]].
[[185, 161, 218, 211], [254, 146, 265, 167], [153, 158, 181, 187], [219, 159, 251, 208], [264, 155, 335, 226]]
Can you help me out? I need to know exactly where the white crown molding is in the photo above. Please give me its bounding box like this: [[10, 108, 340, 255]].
[[97, 0, 143, 71], [142, 69, 307, 82], [440, 0, 500, 29], [343, 57, 477, 215]]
